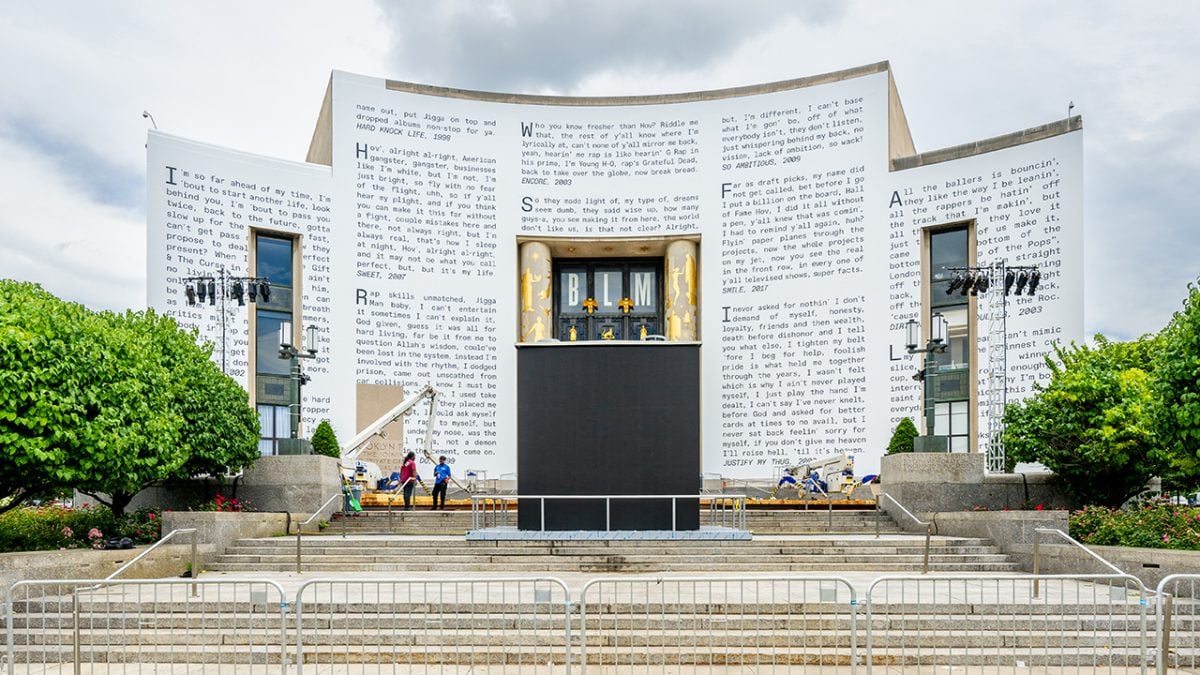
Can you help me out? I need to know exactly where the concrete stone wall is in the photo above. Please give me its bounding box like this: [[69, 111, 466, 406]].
[[880, 452, 1074, 516], [2, 512, 290, 594], [931, 510, 1069, 549], [0, 544, 195, 595], [123, 455, 345, 519], [1007, 543, 1200, 595]]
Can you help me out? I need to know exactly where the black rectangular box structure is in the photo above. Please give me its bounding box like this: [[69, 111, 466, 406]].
[[516, 343, 700, 531]]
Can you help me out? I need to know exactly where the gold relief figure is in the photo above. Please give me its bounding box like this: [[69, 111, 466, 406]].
[[601, 327, 615, 340], [569, 325, 578, 341], [667, 314, 682, 341], [669, 264, 682, 304], [524, 315, 546, 342], [640, 324, 648, 340], [685, 253, 697, 306], [520, 268, 533, 312]]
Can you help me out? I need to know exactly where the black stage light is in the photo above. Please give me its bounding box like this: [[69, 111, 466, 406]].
[[185, 284, 196, 306], [1015, 270, 1029, 295], [197, 281, 207, 304], [972, 273, 990, 295], [231, 280, 245, 306], [959, 272, 974, 296], [248, 282, 258, 302], [1027, 269, 1041, 296], [259, 281, 271, 302], [1004, 269, 1016, 295], [912, 368, 926, 382], [207, 280, 216, 305], [946, 273, 965, 295]]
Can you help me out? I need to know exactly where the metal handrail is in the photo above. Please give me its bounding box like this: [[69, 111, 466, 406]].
[[804, 479, 835, 529], [875, 493, 933, 574], [1032, 527, 1132, 597], [469, 493, 748, 531], [296, 491, 347, 573]]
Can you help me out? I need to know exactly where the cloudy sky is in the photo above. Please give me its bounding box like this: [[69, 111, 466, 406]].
[[1, 1, 1197, 340]]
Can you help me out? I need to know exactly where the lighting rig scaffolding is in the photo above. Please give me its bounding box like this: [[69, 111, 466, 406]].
[[944, 262, 1041, 473], [182, 268, 270, 374]]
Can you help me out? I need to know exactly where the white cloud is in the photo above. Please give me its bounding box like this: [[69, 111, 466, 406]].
[[1, 0, 1198, 338]]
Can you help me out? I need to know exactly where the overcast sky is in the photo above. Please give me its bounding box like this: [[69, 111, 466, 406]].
[[1, 1, 1197, 340]]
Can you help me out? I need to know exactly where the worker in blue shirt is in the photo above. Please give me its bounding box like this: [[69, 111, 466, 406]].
[[431, 456, 451, 510]]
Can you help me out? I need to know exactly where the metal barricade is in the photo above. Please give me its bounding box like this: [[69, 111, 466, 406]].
[[865, 574, 1150, 673], [294, 577, 572, 674], [6, 578, 288, 675], [1157, 574, 1200, 674], [577, 576, 859, 672]]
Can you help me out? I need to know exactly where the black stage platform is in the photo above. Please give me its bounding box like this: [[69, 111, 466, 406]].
[[516, 342, 700, 530]]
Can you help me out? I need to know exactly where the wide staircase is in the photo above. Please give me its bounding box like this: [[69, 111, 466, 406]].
[[10, 507, 1189, 669], [204, 508, 1020, 574]]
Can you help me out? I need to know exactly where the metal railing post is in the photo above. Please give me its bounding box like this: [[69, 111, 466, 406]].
[[1160, 592, 1173, 675], [540, 498, 546, 532], [671, 498, 677, 532], [189, 533, 198, 597], [72, 590, 81, 675], [295, 524, 303, 574], [828, 492, 833, 530], [875, 495, 881, 538], [605, 498, 611, 531], [388, 494, 394, 533], [922, 523, 932, 574], [1032, 533, 1041, 597]]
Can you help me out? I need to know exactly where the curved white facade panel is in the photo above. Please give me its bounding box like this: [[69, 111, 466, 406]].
[[147, 65, 1082, 477]]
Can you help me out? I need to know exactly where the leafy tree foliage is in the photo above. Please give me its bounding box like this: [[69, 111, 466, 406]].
[[886, 417, 919, 455], [1155, 280, 1200, 484], [0, 282, 259, 516], [1003, 335, 1166, 508], [311, 420, 341, 458], [0, 281, 95, 514]]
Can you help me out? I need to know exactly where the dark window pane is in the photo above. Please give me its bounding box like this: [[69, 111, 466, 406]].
[[256, 310, 292, 375], [629, 269, 657, 311], [930, 227, 968, 283], [594, 268, 623, 314], [256, 235, 293, 288], [559, 269, 587, 315]]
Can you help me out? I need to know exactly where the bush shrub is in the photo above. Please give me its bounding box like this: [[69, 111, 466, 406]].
[[1069, 501, 1200, 550], [0, 505, 161, 553]]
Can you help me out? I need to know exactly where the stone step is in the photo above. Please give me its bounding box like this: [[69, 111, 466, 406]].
[[206, 561, 1024, 573]]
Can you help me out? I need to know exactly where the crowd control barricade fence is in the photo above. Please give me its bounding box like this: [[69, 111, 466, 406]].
[[13, 573, 1200, 674], [6, 578, 289, 674], [293, 577, 572, 674], [577, 576, 859, 673], [864, 573, 1151, 673], [1157, 574, 1200, 674]]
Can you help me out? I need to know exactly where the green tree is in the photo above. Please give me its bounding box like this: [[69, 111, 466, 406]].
[[1155, 279, 1200, 486], [311, 420, 341, 458], [1, 282, 259, 516], [158, 319, 260, 480], [0, 281, 96, 514], [71, 309, 187, 515], [1002, 335, 1166, 508], [886, 417, 919, 455]]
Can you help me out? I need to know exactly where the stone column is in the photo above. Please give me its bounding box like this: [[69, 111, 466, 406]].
[[664, 240, 698, 341], [518, 241, 553, 342]]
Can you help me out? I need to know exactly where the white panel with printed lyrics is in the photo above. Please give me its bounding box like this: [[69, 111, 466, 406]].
[[146, 133, 342, 437]]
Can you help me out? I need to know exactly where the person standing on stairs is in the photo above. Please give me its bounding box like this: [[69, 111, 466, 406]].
[[400, 452, 418, 511], [431, 456, 451, 510]]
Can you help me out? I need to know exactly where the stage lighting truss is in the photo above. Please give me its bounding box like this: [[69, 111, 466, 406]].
[[947, 264, 1041, 298], [182, 271, 270, 308]]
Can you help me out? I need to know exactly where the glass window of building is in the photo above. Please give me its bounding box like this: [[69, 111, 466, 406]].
[[934, 400, 971, 452], [930, 226, 968, 307], [257, 404, 292, 455], [256, 235, 293, 287], [256, 310, 292, 375]]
